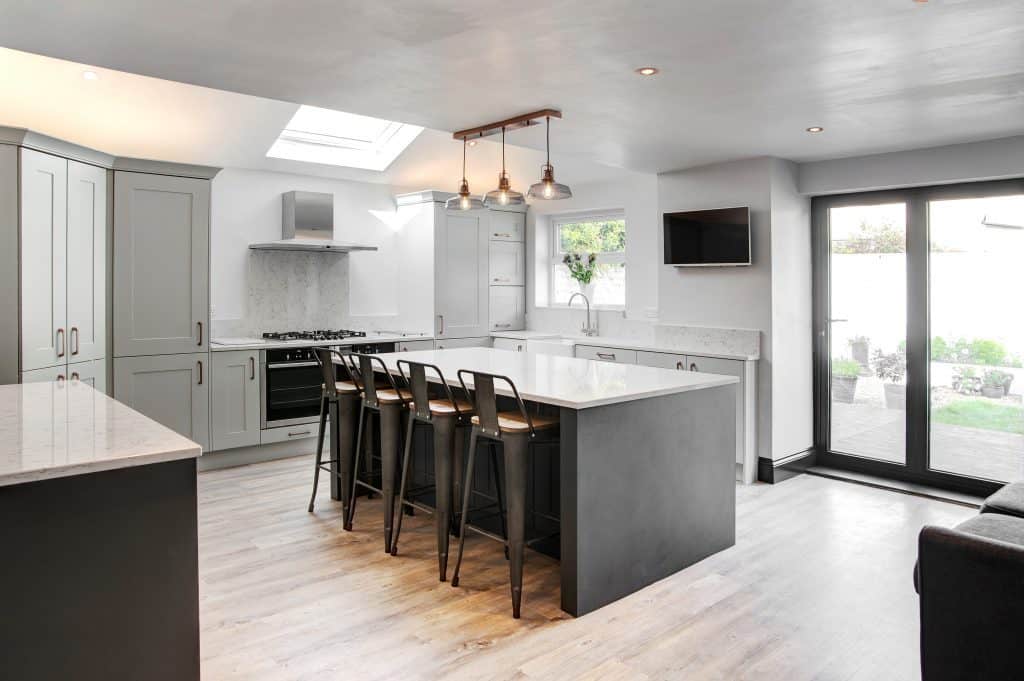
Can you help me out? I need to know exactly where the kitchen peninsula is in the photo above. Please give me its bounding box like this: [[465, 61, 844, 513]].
[[0, 381, 202, 681], [372, 347, 739, 615]]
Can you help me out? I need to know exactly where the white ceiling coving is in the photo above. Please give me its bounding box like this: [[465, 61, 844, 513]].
[[1, 0, 1023, 173]]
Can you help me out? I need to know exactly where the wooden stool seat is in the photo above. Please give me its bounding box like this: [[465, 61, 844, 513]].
[[471, 411, 559, 433], [410, 398, 474, 416], [376, 388, 412, 404], [323, 380, 360, 394]]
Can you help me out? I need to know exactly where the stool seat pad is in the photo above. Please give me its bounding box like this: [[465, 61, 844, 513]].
[[323, 381, 360, 394], [375, 388, 412, 404], [471, 411, 559, 433], [410, 398, 474, 415]]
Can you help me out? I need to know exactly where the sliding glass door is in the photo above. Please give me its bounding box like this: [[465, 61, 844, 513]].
[[815, 180, 1024, 494]]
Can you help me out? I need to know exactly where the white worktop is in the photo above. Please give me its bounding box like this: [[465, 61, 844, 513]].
[[373, 347, 738, 409], [491, 328, 760, 361], [0, 382, 202, 487], [211, 332, 434, 352]]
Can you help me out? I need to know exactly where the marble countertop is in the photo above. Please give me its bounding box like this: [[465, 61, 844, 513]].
[[211, 332, 434, 351], [0, 382, 202, 487], [491, 331, 760, 361], [371, 347, 738, 409]]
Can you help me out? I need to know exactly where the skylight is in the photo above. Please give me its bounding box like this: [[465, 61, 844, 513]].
[[266, 105, 423, 171]]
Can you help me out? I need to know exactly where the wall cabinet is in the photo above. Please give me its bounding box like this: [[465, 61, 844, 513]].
[[210, 350, 260, 451], [113, 172, 210, 356], [489, 286, 525, 332], [435, 210, 488, 339], [18, 149, 107, 373], [113, 353, 210, 451], [489, 241, 525, 286], [488, 210, 525, 242]]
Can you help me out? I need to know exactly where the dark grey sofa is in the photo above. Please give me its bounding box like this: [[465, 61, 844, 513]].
[[915, 482, 1024, 681]]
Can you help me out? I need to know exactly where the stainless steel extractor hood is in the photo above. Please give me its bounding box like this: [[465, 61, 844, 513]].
[[248, 191, 378, 253]]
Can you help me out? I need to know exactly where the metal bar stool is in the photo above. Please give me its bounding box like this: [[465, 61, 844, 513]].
[[391, 360, 509, 582], [450, 370, 559, 619], [307, 347, 362, 526], [345, 353, 412, 553]]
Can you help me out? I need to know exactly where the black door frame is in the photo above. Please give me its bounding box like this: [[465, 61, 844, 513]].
[[812, 178, 1024, 497]]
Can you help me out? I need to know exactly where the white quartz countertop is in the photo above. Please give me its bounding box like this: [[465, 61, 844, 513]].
[[491, 331, 760, 361], [0, 382, 202, 487], [212, 332, 434, 351], [371, 347, 738, 409]]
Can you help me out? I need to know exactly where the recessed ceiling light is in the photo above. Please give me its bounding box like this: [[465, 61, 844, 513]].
[[806, 126, 824, 133], [635, 67, 659, 76], [82, 70, 99, 81]]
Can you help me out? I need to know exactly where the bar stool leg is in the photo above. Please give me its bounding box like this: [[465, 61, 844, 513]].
[[503, 433, 530, 619], [450, 427, 480, 588], [450, 426, 465, 536], [431, 414, 456, 580], [336, 394, 359, 528], [345, 401, 366, 531], [390, 414, 417, 556], [308, 394, 329, 513], [489, 443, 510, 560], [378, 403, 403, 554]]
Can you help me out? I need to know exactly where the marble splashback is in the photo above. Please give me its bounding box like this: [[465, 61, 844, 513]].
[[242, 250, 351, 334], [653, 324, 761, 358]]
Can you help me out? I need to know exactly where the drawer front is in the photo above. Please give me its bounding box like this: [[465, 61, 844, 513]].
[[434, 336, 492, 350], [488, 210, 525, 242], [636, 350, 688, 371], [575, 345, 637, 364], [397, 339, 435, 352], [260, 424, 317, 445], [685, 355, 743, 378], [493, 337, 526, 352], [489, 286, 525, 332], [489, 241, 525, 286]]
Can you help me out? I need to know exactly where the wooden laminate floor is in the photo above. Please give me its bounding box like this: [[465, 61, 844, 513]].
[[198, 455, 972, 681]]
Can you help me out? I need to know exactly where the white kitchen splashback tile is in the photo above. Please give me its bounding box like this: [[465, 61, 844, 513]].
[[653, 324, 760, 358], [245, 250, 350, 333]]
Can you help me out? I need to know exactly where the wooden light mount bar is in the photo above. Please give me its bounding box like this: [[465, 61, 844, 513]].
[[452, 109, 562, 141]]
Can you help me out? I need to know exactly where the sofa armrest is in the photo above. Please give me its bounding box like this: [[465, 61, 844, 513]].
[[918, 516, 1024, 681]]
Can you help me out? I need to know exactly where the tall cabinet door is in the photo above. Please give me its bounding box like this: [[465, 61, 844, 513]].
[[20, 149, 68, 371], [114, 353, 210, 450], [66, 161, 107, 363], [210, 350, 261, 451], [435, 210, 488, 339], [114, 172, 209, 356]]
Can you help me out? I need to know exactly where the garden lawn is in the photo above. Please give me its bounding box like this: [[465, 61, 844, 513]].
[[932, 398, 1024, 435]]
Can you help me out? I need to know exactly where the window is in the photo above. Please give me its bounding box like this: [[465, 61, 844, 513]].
[[550, 212, 626, 307], [266, 105, 423, 171]]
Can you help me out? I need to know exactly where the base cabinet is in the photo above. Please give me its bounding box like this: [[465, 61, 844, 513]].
[[114, 353, 210, 450], [397, 339, 435, 352], [493, 337, 526, 352], [434, 337, 491, 350], [210, 350, 260, 451], [20, 359, 106, 394], [489, 286, 525, 332]]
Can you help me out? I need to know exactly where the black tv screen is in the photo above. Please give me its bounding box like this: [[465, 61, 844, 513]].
[[663, 207, 751, 266]]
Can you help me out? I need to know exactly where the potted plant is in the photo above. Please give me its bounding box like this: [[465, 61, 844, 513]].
[[831, 358, 861, 404], [952, 366, 981, 395], [873, 349, 907, 410], [562, 252, 598, 299], [981, 369, 1011, 399], [848, 335, 871, 372]]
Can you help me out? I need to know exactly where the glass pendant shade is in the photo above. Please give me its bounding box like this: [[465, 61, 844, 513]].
[[484, 171, 525, 207], [446, 139, 484, 210], [528, 163, 573, 200]]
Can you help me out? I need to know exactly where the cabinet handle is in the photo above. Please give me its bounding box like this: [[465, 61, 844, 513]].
[[71, 371, 80, 380], [197, 360, 203, 385], [690, 363, 698, 372], [437, 315, 444, 335], [287, 430, 311, 437], [597, 352, 616, 361], [493, 277, 509, 282], [676, 361, 684, 370], [517, 344, 523, 352], [196, 321, 203, 346], [57, 374, 66, 383], [250, 356, 256, 380], [494, 323, 512, 329], [56, 328, 66, 358], [71, 327, 80, 355], [493, 232, 512, 238]]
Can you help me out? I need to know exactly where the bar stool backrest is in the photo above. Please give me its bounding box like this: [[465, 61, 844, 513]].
[[348, 353, 405, 409], [397, 359, 469, 421], [313, 347, 340, 398], [457, 370, 536, 438]]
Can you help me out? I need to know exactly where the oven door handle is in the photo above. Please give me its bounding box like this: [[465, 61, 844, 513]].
[[267, 361, 319, 369]]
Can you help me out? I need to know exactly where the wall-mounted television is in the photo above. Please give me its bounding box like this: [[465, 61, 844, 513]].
[[663, 207, 751, 266]]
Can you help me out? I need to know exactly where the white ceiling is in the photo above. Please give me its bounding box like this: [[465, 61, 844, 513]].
[[0, 47, 634, 190], [1, 0, 1023, 174]]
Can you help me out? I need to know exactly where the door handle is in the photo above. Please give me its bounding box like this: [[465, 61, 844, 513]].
[[250, 356, 256, 380], [197, 360, 203, 385], [676, 361, 684, 370], [56, 374, 66, 383], [71, 327, 80, 355], [56, 328, 65, 358], [71, 371, 80, 380], [690, 363, 698, 372], [196, 321, 203, 346], [597, 352, 616, 361], [437, 315, 444, 335]]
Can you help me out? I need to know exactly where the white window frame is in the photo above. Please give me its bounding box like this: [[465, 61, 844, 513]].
[[549, 210, 626, 309]]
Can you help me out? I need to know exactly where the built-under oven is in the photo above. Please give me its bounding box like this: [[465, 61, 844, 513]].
[[259, 343, 396, 430]]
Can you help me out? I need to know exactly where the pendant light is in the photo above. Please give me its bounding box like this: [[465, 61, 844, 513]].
[[445, 139, 485, 211], [528, 116, 572, 200], [484, 127, 525, 208]]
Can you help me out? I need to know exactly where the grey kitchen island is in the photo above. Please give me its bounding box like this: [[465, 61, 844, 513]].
[[371, 347, 739, 616], [0, 381, 202, 681]]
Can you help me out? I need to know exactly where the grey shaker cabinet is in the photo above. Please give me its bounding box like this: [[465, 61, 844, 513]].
[[113, 353, 210, 451], [210, 350, 261, 451]]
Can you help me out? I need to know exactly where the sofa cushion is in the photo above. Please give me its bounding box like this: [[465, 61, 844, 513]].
[[954, 513, 1024, 546], [981, 482, 1024, 519]]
